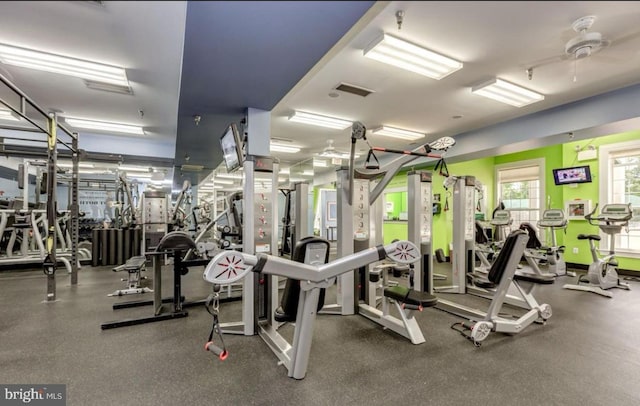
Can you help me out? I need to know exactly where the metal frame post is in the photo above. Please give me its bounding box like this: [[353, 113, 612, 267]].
[[44, 114, 58, 301], [293, 182, 309, 243], [70, 134, 79, 285], [407, 171, 432, 293]]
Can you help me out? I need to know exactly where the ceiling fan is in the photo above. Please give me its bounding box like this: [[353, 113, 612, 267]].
[[525, 15, 640, 82], [317, 139, 352, 160]]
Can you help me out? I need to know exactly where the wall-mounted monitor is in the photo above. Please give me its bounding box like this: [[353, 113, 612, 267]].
[[552, 165, 592, 185], [220, 123, 243, 173]]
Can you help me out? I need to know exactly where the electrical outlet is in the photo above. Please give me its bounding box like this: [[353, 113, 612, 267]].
[[573, 247, 579, 254]]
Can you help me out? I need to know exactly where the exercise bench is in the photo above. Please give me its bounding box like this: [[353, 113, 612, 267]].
[[108, 256, 152, 297]]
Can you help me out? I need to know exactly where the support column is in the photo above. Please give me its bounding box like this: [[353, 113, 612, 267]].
[[70, 134, 79, 285], [44, 113, 58, 302]]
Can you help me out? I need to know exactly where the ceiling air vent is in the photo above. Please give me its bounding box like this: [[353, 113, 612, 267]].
[[335, 83, 374, 97], [181, 164, 204, 172]]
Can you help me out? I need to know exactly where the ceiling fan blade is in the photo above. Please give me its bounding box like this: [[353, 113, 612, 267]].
[[591, 53, 628, 64], [610, 30, 640, 47], [524, 53, 567, 69]]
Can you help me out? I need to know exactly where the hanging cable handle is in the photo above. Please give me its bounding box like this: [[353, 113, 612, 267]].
[[433, 158, 450, 177], [204, 284, 228, 361], [364, 149, 380, 170]]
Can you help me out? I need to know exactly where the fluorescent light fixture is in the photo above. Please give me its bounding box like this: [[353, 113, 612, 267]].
[[151, 179, 173, 185], [57, 162, 95, 169], [363, 33, 463, 80], [127, 172, 153, 179], [213, 179, 234, 185], [471, 78, 544, 107], [270, 143, 301, 153], [64, 117, 144, 135], [302, 170, 314, 176], [320, 151, 360, 160], [216, 173, 243, 179], [370, 126, 425, 141], [0, 43, 129, 86], [313, 158, 328, 167], [0, 109, 20, 121], [288, 111, 352, 130], [78, 169, 111, 175], [118, 165, 150, 171], [280, 167, 290, 175]]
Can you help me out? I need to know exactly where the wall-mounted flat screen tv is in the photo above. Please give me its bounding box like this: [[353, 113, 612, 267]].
[[552, 165, 592, 185], [220, 123, 243, 173]]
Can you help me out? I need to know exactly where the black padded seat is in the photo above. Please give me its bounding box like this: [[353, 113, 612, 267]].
[[392, 263, 410, 277], [113, 256, 146, 272], [514, 271, 555, 285], [383, 285, 438, 307], [577, 234, 601, 241], [471, 277, 496, 289], [156, 231, 197, 252]]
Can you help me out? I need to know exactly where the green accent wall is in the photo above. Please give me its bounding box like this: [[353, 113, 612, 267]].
[[310, 131, 640, 273], [561, 130, 640, 271], [384, 192, 404, 218], [382, 221, 407, 244], [429, 156, 495, 256]]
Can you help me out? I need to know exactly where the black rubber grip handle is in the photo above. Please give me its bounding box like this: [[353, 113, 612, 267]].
[[204, 341, 228, 361]]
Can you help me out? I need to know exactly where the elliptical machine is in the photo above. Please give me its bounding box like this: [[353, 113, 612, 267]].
[[563, 203, 632, 298]]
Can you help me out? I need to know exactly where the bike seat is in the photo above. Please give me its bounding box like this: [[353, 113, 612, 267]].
[[577, 234, 600, 241]]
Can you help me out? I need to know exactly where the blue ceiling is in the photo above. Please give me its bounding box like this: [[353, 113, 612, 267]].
[[174, 1, 376, 184]]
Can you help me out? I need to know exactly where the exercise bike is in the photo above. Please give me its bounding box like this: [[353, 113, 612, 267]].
[[563, 203, 632, 298]]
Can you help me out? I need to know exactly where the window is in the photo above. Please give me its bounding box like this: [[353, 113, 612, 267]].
[[600, 140, 640, 256], [495, 159, 545, 232]]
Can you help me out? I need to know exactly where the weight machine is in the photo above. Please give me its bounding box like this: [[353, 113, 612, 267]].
[[203, 239, 422, 379], [426, 176, 536, 318], [321, 123, 452, 344], [450, 230, 554, 346], [279, 182, 310, 259]]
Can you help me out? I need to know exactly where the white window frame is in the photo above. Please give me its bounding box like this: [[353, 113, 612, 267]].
[[599, 139, 640, 258], [494, 158, 545, 231]]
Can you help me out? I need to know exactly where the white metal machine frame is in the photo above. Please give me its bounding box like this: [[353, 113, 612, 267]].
[[204, 239, 421, 379]]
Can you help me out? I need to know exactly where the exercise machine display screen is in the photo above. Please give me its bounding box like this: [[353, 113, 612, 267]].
[[552, 165, 592, 185], [220, 123, 243, 173]]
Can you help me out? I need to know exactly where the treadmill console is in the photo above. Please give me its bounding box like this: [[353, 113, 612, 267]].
[[538, 209, 567, 228], [597, 204, 632, 222], [490, 210, 512, 227]]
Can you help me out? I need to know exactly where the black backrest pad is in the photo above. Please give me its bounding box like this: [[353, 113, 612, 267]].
[[488, 230, 522, 284], [292, 236, 330, 264], [475, 221, 489, 244], [519, 223, 541, 249]]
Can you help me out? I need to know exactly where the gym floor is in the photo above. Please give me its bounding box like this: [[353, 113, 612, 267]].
[[1, 262, 639, 406]]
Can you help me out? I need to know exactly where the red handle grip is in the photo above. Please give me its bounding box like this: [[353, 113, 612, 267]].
[[205, 341, 228, 361]]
